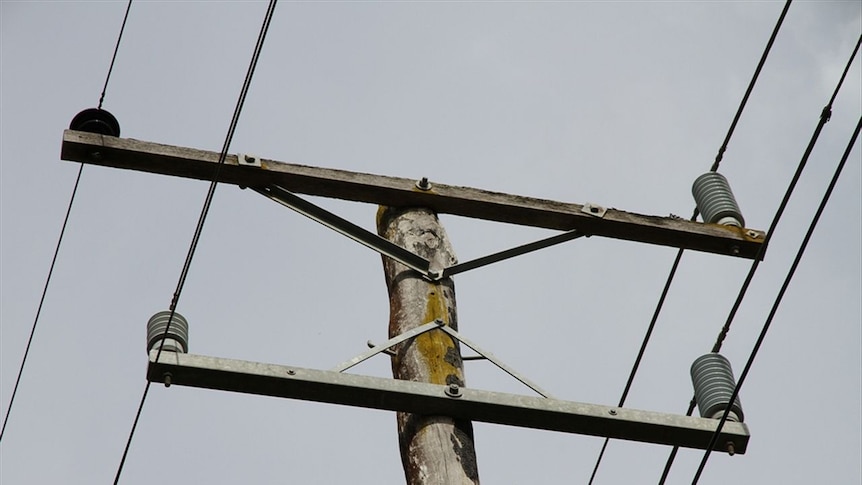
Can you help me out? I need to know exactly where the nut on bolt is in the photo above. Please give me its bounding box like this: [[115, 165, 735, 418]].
[[416, 177, 432, 191], [445, 383, 462, 398], [726, 441, 736, 456]]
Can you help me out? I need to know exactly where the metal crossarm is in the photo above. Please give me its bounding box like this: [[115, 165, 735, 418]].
[[148, 350, 750, 454]]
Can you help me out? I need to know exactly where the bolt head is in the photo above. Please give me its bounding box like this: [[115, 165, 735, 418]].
[[445, 383, 462, 398], [726, 441, 736, 456]]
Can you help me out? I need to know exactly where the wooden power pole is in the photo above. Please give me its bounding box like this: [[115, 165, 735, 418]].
[[63, 130, 760, 482], [377, 206, 479, 484]]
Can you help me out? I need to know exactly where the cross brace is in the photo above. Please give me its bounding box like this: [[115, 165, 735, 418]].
[[148, 350, 750, 454], [61, 130, 766, 259]]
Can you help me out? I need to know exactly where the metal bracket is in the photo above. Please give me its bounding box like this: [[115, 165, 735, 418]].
[[581, 202, 607, 218], [237, 153, 261, 168], [332, 319, 552, 398]]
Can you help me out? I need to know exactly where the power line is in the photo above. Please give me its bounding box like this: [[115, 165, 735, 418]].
[[0, 0, 134, 445], [692, 115, 861, 483], [112, 1, 279, 483], [586, 1, 793, 481], [659, 33, 862, 484], [98, 0, 133, 110], [0, 166, 84, 444]]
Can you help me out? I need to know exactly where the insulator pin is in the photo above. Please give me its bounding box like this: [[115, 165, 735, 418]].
[[69, 108, 121, 137], [690, 353, 744, 422], [146, 311, 189, 354], [692, 172, 745, 227]]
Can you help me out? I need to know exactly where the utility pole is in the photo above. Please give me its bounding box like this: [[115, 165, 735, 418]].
[[63, 128, 760, 482], [377, 206, 479, 484]]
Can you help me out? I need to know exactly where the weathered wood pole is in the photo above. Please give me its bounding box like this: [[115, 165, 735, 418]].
[[377, 206, 480, 485]]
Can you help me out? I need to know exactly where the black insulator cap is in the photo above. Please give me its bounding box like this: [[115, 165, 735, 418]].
[[69, 108, 121, 137]]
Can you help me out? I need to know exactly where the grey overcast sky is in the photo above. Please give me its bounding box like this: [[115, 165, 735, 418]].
[[1, 1, 860, 484]]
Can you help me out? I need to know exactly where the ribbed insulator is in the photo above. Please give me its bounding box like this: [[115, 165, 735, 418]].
[[690, 353, 744, 422], [146, 311, 189, 354], [691, 172, 745, 227]]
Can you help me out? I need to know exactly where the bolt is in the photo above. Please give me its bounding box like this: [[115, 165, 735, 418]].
[[287, 369, 296, 376], [163, 372, 172, 388], [726, 442, 736, 456], [416, 177, 431, 190], [590, 206, 599, 213], [746, 230, 759, 239], [445, 383, 462, 398], [731, 245, 741, 255], [608, 408, 617, 416]]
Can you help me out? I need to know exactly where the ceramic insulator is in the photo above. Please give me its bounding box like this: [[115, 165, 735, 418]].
[[690, 352, 744, 422], [692, 172, 745, 227], [147, 311, 189, 354]]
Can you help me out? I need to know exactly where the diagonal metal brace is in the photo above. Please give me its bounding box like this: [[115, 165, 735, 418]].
[[437, 325, 553, 399], [331, 320, 443, 372], [333, 318, 553, 398], [253, 185, 432, 276], [440, 230, 584, 279], [255, 184, 584, 282]]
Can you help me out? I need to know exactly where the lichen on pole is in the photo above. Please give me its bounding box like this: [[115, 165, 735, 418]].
[[377, 206, 480, 485]]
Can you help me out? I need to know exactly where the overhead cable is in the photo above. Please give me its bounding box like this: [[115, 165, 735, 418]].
[[586, 1, 793, 481], [98, 0, 133, 110], [659, 33, 862, 484], [112, 1, 279, 483], [0, 0, 134, 445], [692, 115, 861, 483], [0, 167, 84, 444]]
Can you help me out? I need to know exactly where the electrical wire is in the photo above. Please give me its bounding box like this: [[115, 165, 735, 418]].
[[659, 33, 861, 484], [112, 1, 278, 483], [0, 166, 84, 444], [692, 115, 861, 483], [99, 0, 133, 110], [585, 1, 793, 481], [0, 0, 134, 445]]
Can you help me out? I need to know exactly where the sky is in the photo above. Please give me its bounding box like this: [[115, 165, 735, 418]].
[[1, 1, 860, 484]]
